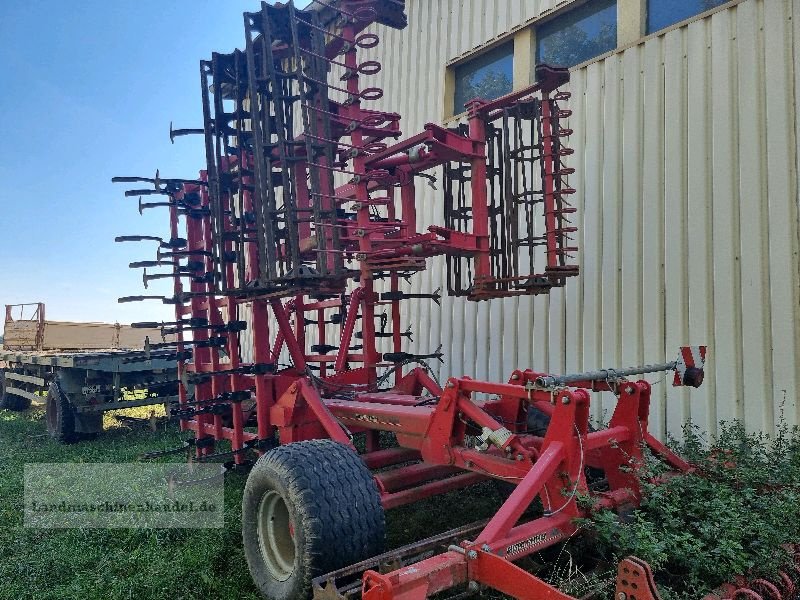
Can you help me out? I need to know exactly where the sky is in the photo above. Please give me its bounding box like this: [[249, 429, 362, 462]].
[[0, 1, 306, 325]]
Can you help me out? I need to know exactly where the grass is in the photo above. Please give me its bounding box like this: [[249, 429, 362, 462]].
[[0, 407, 507, 600]]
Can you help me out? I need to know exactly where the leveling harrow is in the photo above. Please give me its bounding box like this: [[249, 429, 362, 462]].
[[108, 1, 794, 598]]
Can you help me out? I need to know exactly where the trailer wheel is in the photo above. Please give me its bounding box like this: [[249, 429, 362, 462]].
[[242, 439, 385, 600], [46, 381, 76, 444], [0, 372, 31, 411]]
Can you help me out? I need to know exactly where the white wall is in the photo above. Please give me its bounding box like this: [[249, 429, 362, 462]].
[[237, 0, 800, 440], [351, 0, 800, 439]]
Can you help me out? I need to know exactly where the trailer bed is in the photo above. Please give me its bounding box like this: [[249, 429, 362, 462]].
[[0, 348, 178, 371]]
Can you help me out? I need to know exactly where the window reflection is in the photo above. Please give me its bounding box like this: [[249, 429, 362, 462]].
[[537, 0, 618, 68], [453, 42, 514, 115], [647, 0, 729, 33]]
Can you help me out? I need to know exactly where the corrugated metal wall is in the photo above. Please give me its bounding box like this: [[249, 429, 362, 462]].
[[237, 0, 800, 440], [350, 0, 800, 439]]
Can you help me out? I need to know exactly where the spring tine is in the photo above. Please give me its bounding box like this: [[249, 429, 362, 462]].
[[169, 121, 205, 143]]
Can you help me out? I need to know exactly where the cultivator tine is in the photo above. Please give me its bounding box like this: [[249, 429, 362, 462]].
[[145, 337, 226, 351], [132, 260, 204, 272], [131, 317, 209, 329], [169, 121, 205, 143], [118, 295, 171, 303], [122, 350, 192, 363], [160, 320, 247, 336], [115, 235, 187, 249], [311, 344, 339, 355], [381, 287, 442, 305], [142, 268, 215, 289], [156, 248, 214, 261], [137, 198, 171, 214], [383, 345, 443, 363], [124, 188, 171, 197], [169, 390, 252, 409], [119, 291, 215, 305], [139, 439, 196, 460], [184, 363, 275, 385], [129, 260, 173, 269], [356, 326, 412, 340]]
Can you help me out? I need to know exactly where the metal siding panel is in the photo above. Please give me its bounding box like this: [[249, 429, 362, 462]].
[[600, 53, 622, 419], [517, 296, 534, 371], [303, 0, 800, 438], [641, 38, 667, 438], [564, 72, 586, 376], [710, 7, 744, 424], [620, 46, 644, 373], [736, 0, 772, 434], [446, 0, 459, 60], [685, 18, 715, 435], [547, 289, 565, 374], [581, 63, 604, 421], [532, 295, 549, 371], [663, 28, 689, 438], [765, 0, 800, 428]]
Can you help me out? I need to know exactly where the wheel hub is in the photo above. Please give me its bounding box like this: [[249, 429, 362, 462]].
[[256, 490, 296, 582]]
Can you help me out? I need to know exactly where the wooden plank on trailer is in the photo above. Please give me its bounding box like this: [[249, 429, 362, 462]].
[[3, 320, 40, 349], [5, 387, 43, 402], [4, 372, 46, 387]]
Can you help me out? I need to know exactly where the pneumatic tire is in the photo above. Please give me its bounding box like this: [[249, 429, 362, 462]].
[[45, 381, 76, 444], [0, 372, 31, 411], [242, 439, 385, 600]]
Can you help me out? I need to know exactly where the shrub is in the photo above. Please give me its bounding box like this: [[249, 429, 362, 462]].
[[582, 420, 800, 599]]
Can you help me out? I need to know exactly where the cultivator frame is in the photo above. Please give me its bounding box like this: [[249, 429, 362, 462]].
[[111, 1, 722, 599]]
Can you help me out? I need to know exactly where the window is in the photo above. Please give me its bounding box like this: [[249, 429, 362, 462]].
[[453, 42, 514, 115], [537, 0, 618, 68], [647, 0, 729, 33]]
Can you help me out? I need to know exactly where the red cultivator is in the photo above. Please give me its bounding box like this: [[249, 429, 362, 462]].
[[110, 1, 728, 598]]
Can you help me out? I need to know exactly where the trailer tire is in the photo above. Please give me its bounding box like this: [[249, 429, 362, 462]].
[[242, 439, 385, 600], [0, 372, 31, 411], [46, 381, 77, 444]]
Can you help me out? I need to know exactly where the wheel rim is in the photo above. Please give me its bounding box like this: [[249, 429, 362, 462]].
[[256, 489, 296, 581]]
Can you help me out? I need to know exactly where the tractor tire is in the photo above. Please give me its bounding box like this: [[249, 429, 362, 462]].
[[0, 372, 31, 411], [46, 381, 77, 444], [242, 439, 385, 600]]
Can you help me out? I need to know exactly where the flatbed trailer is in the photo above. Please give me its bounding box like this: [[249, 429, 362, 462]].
[[0, 303, 179, 442]]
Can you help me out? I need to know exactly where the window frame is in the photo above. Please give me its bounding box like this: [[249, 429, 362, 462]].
[[443, 0, 742, 123]]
